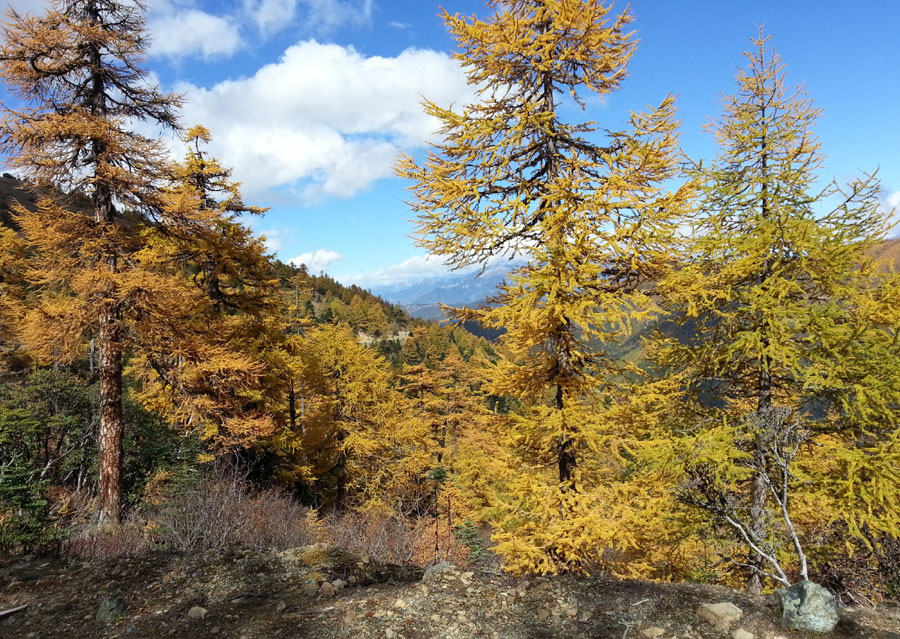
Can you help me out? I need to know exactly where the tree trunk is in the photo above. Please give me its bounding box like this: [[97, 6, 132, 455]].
[[96, 305, 124, 527], [288, 379, 297, 431], [557, 382, 576, 486], [748, 117, 771, 593]]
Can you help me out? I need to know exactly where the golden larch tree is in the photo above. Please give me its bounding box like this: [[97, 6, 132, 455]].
[[130, 126, 285, 452], [398, 0, 693, 571], [648, 34, 900, 591], [0, 0, 180, 524]]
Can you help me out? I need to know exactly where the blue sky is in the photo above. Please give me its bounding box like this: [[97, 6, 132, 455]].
[[4, 0, 899, 288]]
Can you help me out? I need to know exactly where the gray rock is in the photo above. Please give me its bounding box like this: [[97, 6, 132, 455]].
[[775, 580, 839, 633], [422, 562, 455, 582], [319, 582, 336, 597], [696, 602, 742, 631], [188, 606, 208, 620], [96, 596, 127, 623], [332, 578, 347, 590]]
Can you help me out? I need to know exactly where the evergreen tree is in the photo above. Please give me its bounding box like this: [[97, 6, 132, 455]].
[[0, 0, 180, 524], [398, 0, 692, 571]]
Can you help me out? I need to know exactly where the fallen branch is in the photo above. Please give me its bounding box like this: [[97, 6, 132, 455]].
[[0, 604, 28, 618]]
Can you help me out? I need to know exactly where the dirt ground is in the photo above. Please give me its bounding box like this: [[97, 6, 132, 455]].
[[2, 547, 899, 639]]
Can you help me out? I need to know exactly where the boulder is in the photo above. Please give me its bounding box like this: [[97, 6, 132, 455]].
[[732, 629, 754, 639], [422, 562, 455, 583], [96, 596, 127, 623], [775, 581, 839, 633], [697, 602, 743, 631]]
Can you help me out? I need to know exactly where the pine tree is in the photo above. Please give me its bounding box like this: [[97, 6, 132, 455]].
[[397, 0, 692, 571], [649, 33, 900, 591], [0, 0, 180, 525]]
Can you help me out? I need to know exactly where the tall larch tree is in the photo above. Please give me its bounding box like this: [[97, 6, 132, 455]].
[[649, 34, 900, 591], [398, 0, 693, 572], [131, 126, 285, 451], [0, 0, 180, 525]]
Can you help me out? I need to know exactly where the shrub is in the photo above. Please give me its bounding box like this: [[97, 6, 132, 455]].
[[148, 472, 318, 552]]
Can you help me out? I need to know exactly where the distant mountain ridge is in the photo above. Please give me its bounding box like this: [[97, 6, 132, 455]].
[[370, 260, 521, 320]]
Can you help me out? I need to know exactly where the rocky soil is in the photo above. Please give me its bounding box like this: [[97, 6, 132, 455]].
[[2, 546, 899, 639]]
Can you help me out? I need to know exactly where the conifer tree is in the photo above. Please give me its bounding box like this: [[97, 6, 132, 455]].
[[0, 227, 25, 371], [649, 34, 900, 591], [131, 127, 285, 451], [292, 323, 398, 508], [398, 0, 692, 571], [0, 0, 180, 524]]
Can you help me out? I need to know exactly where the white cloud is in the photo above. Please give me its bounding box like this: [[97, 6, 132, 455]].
[[148, 2, 243, 60], [342, 255, 456, 288], [243, 0, 373, 37], [177, 40, 472, 198], [888, 191, 900, 209], [5, 1, 242, 60], [290, 249, 344, 273]]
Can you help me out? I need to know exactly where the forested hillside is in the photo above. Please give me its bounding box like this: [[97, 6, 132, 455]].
[[1, 4, 899, 638]]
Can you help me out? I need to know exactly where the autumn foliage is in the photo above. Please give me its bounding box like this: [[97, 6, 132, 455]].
[[0, 0, 898, 600]]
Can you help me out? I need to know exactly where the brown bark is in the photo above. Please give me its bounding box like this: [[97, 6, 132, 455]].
[[96, 306, 124, 526]]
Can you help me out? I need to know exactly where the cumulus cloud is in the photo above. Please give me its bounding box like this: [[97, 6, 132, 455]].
[[290, 249, 344, 273], [177, 40, 472, 197], [148, 2, 243, 60], [5, 1, 243, 60]]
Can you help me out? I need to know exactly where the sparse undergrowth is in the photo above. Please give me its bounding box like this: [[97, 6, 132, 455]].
[[2, 546, 899, 639]]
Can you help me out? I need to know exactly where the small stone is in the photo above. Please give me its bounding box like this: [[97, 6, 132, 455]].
[[393, 598, 407, 609], [565, 606, 578, 617], [385, 629, 397, 639], [188, 606, 208, 620], [430, 614, 442, 623], [332, 579, 347, 590], [641, 627, 665, 639], [732, 629, 754, 639], [537, 608, 550, 621], [275, 600, 287, 614], [96, 596, 128, 623], [343, 610, 357, 624], [461, 571, 474, 580], [319, 582, 337, 597], [422, 562, 455, 583], [302, 582, 319, 597], [775, 580, 839, 633], [697, 602, 743, 631]]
